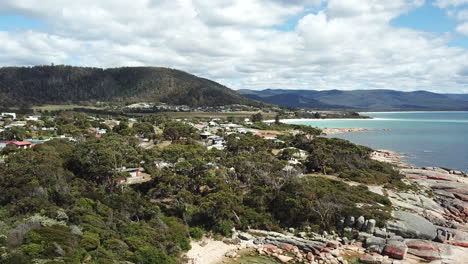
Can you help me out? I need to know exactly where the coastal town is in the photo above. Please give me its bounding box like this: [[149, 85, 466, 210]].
[[0, 109, 318, 184], [1, 108, 467, 264]]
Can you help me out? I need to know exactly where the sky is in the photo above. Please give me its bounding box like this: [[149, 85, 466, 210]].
[[1, 0, 468, 93]]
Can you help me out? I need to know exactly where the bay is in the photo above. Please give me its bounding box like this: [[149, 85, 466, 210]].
[[285, 111, 468, 172]]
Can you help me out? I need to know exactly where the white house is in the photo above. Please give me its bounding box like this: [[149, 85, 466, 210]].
[[1, 113, 16, 120], [26, 115, 41, 121], [115, 167, 146, 184]]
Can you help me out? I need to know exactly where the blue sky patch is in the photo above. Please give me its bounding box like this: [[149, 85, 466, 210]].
[[0, 14, 45, 31], [391, 1, 456, 33]]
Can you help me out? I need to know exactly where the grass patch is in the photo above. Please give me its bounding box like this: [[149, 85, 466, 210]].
[[32, 104, 104, 111]]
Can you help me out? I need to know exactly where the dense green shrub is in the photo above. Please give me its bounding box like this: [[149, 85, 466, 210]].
[[133, 246, 176, 264], [80, 232, 100, 250], [189, 227, 204, 240], [213, 220, 234, 237], [19, 243, 46, 258]]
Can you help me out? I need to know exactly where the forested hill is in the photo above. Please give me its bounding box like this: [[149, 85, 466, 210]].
[[239, 89, 468, 111], [0, 66, 257, 108]]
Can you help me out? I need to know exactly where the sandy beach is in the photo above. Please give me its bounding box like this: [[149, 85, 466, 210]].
[[185, 237, 238, 264]]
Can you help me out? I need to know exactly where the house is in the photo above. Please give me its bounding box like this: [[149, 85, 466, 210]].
[[5, 121, 27, 128], [154, 161, 173, 169], [0, 142, 6, 149], [212, 137, 225, 145], [208, 121, 218, 126], [280, 147, 309, 160], [1, 113, 16, 120], [221, 123, 242, 129], [115, 167, 147, 184], [200, 132, 213, 139], [115, 178, 127, 184], [125, 103, 153, 109], [104, 120, 120, 128], [5, 141, 34, 149], [236, 128, 249, 134], [26, 115, 41, 121], [255, 133, 277, 140], [208, 144, 225, 150], [123, 168, 141, 178]]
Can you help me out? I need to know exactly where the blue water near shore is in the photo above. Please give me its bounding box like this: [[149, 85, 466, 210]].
[[286, 112, 468, 172]]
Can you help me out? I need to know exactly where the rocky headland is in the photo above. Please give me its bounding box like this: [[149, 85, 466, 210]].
[[186, 150, 468, 264]]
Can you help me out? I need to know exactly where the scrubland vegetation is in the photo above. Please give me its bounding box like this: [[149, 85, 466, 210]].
[[0, 112, 405, 263]]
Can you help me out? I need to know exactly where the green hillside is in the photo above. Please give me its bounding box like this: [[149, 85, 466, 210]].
[[0, 66, 257, 108]]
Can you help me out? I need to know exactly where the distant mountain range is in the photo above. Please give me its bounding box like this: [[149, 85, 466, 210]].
[[239, 89, 468, 111], [0, 66, 258, 109], [1, 66, 467, 111]]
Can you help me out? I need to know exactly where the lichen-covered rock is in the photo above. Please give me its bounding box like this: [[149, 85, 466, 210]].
[[359, 254, 384, 264], [357, 232, 372, 242], [374, 229, 389, 238], [365, 219, 376, 234], [337, 217, 345, 229], [383, 240, 407, 260], [238, 232, 254, 241], [356, 216, 365, 230], [345, 216, 355, 227], [364, 236, 386, 254], [276, 254, 294, 263], [386, 211, 437, 240], [405, 239, 443, 260]]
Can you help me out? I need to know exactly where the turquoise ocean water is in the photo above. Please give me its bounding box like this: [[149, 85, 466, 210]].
[[286, 112, 468, 172]]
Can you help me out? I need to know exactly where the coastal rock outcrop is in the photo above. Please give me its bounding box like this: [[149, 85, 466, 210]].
[[404, 239, 468, 261], [385, 211, 437, 240], [382, 239, 407, 260]]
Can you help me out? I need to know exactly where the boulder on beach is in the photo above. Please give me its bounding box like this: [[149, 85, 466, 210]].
[[386, 211, 437, 240]]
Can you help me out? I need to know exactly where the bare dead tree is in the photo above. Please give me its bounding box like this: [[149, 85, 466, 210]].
[[310, 196, 343, 230]]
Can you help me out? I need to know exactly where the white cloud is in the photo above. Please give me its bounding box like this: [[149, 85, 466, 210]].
[[456, 22, 468, 34], [435, 0, 468, 8], [454, 9, 468, 20], [0, 0, 468, 93]]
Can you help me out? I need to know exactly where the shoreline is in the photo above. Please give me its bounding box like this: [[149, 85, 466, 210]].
[[370, 149, 412, 169], [276, 118, 375, 122], [322, 127, 369, 135], [360, 110, 468, 114]]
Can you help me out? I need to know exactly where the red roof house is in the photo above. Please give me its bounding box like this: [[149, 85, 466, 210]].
[[5, 141, 35, 149]]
